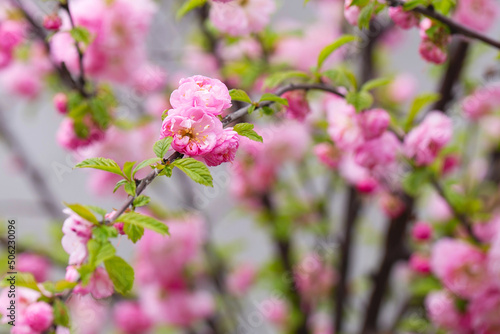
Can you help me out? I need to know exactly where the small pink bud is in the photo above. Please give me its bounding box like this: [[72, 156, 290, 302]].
[[43, 14, 63, 31], [409, 253, 431, 274], [356, 178, 378, 194], [25, 302, 54, 332], [412, 222, 433, 241], [53, 93, 68, 114]]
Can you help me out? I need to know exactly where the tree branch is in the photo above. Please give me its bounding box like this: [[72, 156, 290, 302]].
[[388, 0, 500, 50]]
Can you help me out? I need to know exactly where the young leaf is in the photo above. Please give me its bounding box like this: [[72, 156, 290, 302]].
[[233, 123, 263, 142], [229, 89, 253, 104], [259, 93, 289, 106], [122, 161, 136, 181], [0, 273, 40, 292], [75, 158, 124, 177], [263, 70, 310, 89], [404, 0, 429, 10], [322, 68, 357, 89], [158, 164, 173, 177], [123, 223, 145, 244], [172, 158, 214, 187], [53, 299, 70, 327], [124, 180, 136, 197], [132, 157, 161, 178], [70, 26, 91, 45], [87, 240, 116, 268], [89, 98, 110, 129], [161, 109, 169, 121], [361, 77, 392, 92], [404, 93, 441, 131], [84, 205, 107, 217], [63, 202, 99, 225], [345, 91, 374, 112], [358, 2, 375, 29], [317, 35, 358, 71], [176, 0, 207, 19], [153, 137, 173, 159], [104, 256, 134, 295], [113, 179, 128, 193], [117, 211, 169, 235], [133, 195, 151, 208]]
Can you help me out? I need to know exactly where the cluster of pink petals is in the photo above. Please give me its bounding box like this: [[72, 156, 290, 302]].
[[209, 0, 276, 36], [343, 0, 361, 26], [388, 73, 418, 103], [17, 253, 51, 282], [67, 266, 114, 299], [404, 111, 452, 166], [0, 17, 25, 69], [418, 18, 450, 64], [57, 118, 106, 152], [454, 0, 498, 32], [50, 0, 165, 91], [282, 90, 311, 121], [226, 263, 257, 296], [411, 221, 433, 241], [462, 83, 500, 120], [388, 7, 420, 29], [113, 301, 153, 334], [295, 253, 338, 302], [61, 208, 94, 265], [161, 76, 240, 166], [314, 143, 342, 169]]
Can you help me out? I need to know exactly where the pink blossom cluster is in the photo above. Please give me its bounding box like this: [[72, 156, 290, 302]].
[[56, 117, 106, 152], [230, 121, 310, 205], [160, 75, 240, 166], [418, 18, 451, 64], [295, 253, 338, 303], [0, 288, 57, 334], [454, 0, 498, 32], [209, 0, 276, 36], [0, 14, 25, 69], [131, 215, 214, 328], [50, 0, 165, 91], [426, 229, 500, 333], [388, 7, 420, 30], [462, 83, 500, 120]]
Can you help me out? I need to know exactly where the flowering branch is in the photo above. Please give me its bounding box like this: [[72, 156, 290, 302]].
[[388, 0, 500, 50]]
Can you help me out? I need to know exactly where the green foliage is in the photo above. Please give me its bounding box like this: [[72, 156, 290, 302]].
[[87, 239, 116, 268], [158, 164, 174, 177], [403, 0, 429, 10], [123, 180, 137, 197], [402, 169, 430, 196], [133, 195, 151, 208], [117, 211, 169, 235], [259, 93, 289, 106], [317, 35, 358, 71], [104, 256, 134, 295], [358, 2, 375, 29], [410, 275, 441, 298], [75, 158, 124, 177], [124, 223, 145, 244], [404, 93, 441, 131], [122, 161, 136, 181], [176, 0, 206, 19], [89, 98, 111, 129], [53, 299, 70, 327], [229, 89, 253, 104], [322, 68, 357, 90], [346, 91, 374, 112], [361, 77, 392, 92], [133, 158, 161, 178], [63, 202, 99, 225], [92, 225, 118, 242], [0, 273, 40, 292], [153, 138, 173, 159], [234, 123, 263, 142], [70, 26, 91, 45], [113, 179, 128, 193], [84, 205, 107, 217], [432, 0, 455, 14], [172, 158, 214, 187], [263, 71, 310, 89]]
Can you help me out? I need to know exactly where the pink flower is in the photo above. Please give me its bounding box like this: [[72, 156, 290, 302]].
[[202, 128, 240, 166], [469, 288, 500, 333], [43, 14, 62, 30], [431, 238, 489, 298], [379, 192, 406, 218], [0, 63, 43, 99], [404, 111, 452, 166], [356, 177, 378, 194], [260, 298, 289, 327], [295, 254, 337, 301], [454, 0, 497, 32], [282, 90, 311, 121], [344, 0, 361, 26], [114, 301, 153, 334], [0, 20, 25, 52], [355, 132, 400, 169], [426, 191, 453, 222], [66, 294, 108, 334], [57, 118, 105, 151], [87, 267, 114, 299], [419, 39, 448, 64], [418, 19, 450, 64], [170, 75, 231, 116], [462, 84, 500, 120], [409, 253, 431, 274], [411, 221, 433, 241], [425, 290, 471, 333], [53, 93, 68, 114], [24, 302, 54, 332], [61, 208, 94, 265], [358, 108, 390, 140], [388, 7, 420, 29], [0, 287, 40, 327], [160, 107, 223, 156], [209, 0, 276, 36], [388, 73, 417, 103], [313, 143, 341, 169], [17, 253, 50, 282], [226, 263, 257, 296], [326, 96, 363, 150]]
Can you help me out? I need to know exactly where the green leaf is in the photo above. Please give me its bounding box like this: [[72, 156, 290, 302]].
[[123, 223, 145, 244], [70, 26, 91, 45], [1, 273, 40, 292], [158, 164, 173, 177], [63, 202, 99, 225], [403, 0, 429, 10], [259, 93, 289, 106], [92, 225, 118, 242], [161, 109, 169, 121], [124, 181, 136, 197], [172, 158, 214, 187], [233, 123, 263, 142], [133, 195, 150, 208], [432, 0, 454, 15], [153, 137, 173, 159], [113, 179, 128, 193], [248, 104, 257, 114], [176, 0, 206, 19], [122, 161, 136, 181], [404, 93, 441, 131], [263, 71, 310, 89], [361, 77, 392, 92], [350, 0, 370, 6], [75, 158, 124, 177], [402, 169, 430, 196], [229, 89, 253, 104], [261, 106, 275, 115], [53, 280, 77, 292], [132, 158, 161, 178], [323, 68, 357, 89], [53, 299, 70, 327], [87, 240, 116, 268], [317, 35, 358, 71], [84, 205, 107, 217], [358, 2, 374, 30], [346, 91, 374, 112], [104, 256, 134, 295], [89, 98, 110, 129], [117, 211, 169, 235]]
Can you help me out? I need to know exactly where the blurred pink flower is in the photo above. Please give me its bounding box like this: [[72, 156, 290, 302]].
[[388, 6, 420, 29], [454, 0, 497, 32], [282, 90, 311, 121], [314, 143, 341, 169], [17, 253, 51, 282], [24, 302, 54, 332], [388, 73, 417, 103], [409, 253, 431, 274], [425, 290, 471, 333], [113, 301, 153, 334], [226, 263, 257, 296], [260, 298, 289, 327], [411, 221, 433, 242]]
